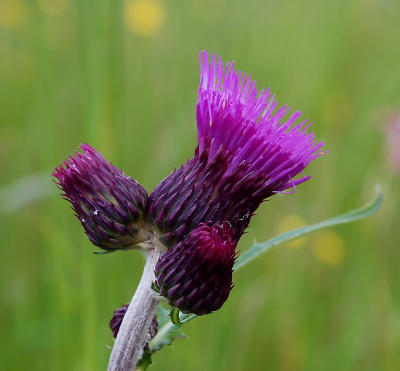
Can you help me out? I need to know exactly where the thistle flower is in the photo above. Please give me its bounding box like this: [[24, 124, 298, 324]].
[[52, 144, 149, 251], [154, 224, 236, 315], [149, 51, 325, 314], [149, 51, 325, 246]]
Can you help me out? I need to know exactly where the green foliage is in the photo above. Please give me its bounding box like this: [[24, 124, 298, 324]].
[[149, 306, 186, 354], [135, 307, 186, 370]]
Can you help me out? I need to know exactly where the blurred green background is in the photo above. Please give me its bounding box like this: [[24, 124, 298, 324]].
[[1, 0, 399, 370]]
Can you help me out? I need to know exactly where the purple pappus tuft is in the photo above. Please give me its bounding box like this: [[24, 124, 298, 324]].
[[154, 224, 237, 315], [148, 51, 325, 245], [52, 144, 150, 251]]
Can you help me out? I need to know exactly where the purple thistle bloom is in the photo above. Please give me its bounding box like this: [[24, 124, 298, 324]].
[[52, 144, 149, 251], [154, 224, 236, 315], [149, 51, 325, 245], [53, 51, 326, 318]]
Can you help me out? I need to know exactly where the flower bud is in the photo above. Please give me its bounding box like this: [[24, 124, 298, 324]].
[[110, 303, 158, 353], [52, 144, 149, 251], [109, 303, 129, 339], [154, 224, 236, 315]]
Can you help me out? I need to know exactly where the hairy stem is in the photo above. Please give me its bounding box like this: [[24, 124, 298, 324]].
[[107, 242, 161, 371]]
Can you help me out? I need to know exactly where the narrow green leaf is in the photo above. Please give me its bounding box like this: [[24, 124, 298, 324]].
[[234, 186, 383, 270]]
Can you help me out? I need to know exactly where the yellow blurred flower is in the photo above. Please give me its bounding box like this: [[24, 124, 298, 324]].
[[124, 0, 165, 37], [313, 231, 345, 266], [37, 0, 68, 16], [278, 214, 307, 248], [0, 0, 28, 29]]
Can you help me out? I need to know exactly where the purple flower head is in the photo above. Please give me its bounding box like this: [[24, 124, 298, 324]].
[[52, 144, 149, 251], [149, 51, 325, 245], [154, 224, 236, 315]]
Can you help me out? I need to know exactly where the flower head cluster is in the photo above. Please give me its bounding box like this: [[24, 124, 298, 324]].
[[53, 51, 324, 316]]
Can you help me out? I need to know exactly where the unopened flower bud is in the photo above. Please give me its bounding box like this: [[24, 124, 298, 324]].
[[110, 303, 158, 353], [154, 224, 236, 315], [52, 144, 149, 251], [109, 303, 129, 339]]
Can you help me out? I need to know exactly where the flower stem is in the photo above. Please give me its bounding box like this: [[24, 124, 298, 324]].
[[107, 242, 161, 371]]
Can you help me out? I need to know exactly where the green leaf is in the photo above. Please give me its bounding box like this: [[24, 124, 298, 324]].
[[234, 186, 383, 270], [149, 306, 186, 353]]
